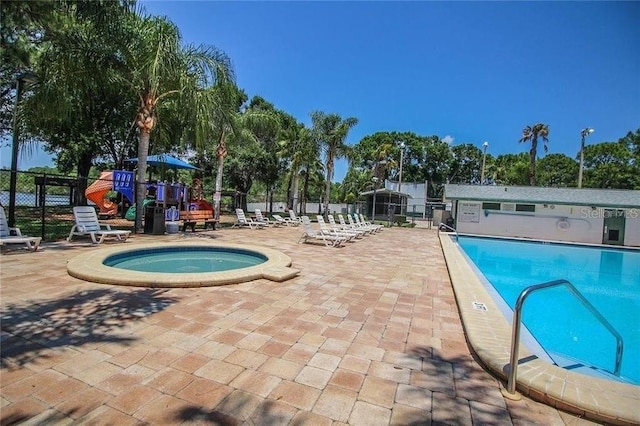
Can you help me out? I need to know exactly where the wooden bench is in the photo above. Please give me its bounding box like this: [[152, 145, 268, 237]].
[[179, 210, 218, 232]]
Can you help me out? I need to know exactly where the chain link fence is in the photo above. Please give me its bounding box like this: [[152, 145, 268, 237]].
[[1, 169, 133, 241]]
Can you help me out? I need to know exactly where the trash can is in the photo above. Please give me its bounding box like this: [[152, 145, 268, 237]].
[[144, 205, 165, 234]]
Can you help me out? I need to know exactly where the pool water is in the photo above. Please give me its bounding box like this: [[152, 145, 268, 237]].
[[104, 247, 267, 273], [458, 236, 640, 385]]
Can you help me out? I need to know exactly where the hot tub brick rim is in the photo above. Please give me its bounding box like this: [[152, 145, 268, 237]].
[[67, 241, 294, 288]]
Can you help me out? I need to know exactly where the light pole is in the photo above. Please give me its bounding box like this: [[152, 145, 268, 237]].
[[578, 127, 594, 188], [398, 142, 405, 215], [8, 72, 37, 228], [371, 177, 378, 219], [480, 141, 489, 185]]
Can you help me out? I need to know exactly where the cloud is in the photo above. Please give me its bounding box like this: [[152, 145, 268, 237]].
[[441, 135, 454, 145]]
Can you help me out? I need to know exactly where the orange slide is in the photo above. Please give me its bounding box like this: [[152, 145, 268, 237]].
[[85, 171, 117, 217]]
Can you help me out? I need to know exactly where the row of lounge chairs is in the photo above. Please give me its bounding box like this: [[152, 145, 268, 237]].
[[298, 213, 383, 248]]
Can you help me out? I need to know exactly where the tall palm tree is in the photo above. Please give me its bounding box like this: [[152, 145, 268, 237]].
[[210, 87, 278, 220], [124, 13, 233, 231], [519, 123, 550, 186], [279, 124, 317, 213], [310, 111, 358, 218]]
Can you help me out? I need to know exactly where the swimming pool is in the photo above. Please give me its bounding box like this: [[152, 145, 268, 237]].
[[457, 236, 639, 385]]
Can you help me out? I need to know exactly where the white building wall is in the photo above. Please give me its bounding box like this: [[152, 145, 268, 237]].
[[454, 201, 607, 244], [624, 210, 640, 246]]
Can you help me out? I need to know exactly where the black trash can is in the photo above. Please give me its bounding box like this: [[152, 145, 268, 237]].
[[144, 205, 165, 234]]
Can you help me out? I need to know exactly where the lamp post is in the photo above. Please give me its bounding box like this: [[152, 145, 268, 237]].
[[578, 127, 594, 188], [398, 142, 405, 215], [480, 141, 489, 185], [371, 177, 378, 219], [8, 72, 37, 228]]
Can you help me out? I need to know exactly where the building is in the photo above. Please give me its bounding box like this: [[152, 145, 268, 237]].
[[444, 184, 640, 247], [360, 180, 433, 220]]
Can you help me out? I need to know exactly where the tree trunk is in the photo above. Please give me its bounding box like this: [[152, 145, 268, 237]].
[[291, 167, 300, 214], [324, 159, 333, 218], [214, 132, 226, 221], [301, 168, 310, 215], [529, 138, 537, 186], [135, 129, 150, 233]]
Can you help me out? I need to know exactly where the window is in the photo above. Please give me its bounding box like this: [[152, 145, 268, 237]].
[[482, 202, 500, 210], [515, 204, 536, 212]]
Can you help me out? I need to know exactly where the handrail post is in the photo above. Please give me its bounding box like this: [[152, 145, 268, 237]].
[[502, 279, 624, 399], [438, 223, 458, 241]]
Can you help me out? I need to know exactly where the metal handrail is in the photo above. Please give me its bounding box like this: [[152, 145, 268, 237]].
[[505, 279, 624, 396], [438, 223, 458, 240]]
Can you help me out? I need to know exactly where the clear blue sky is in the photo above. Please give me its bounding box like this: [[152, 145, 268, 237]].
[[3, 1, 639, 182]]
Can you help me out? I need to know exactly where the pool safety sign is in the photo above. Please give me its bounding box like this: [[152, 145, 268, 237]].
[[458, 202, 480, 223]]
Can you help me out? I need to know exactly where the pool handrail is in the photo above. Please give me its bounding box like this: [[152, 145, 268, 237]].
[[438, 223, 458, 240], [504, 279, 624, 397]]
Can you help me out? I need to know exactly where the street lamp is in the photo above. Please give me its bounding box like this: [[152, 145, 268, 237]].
[[398, 142, 405, 214], [371, 177, 379, 219], [578, 127, 594, 188], [8, 72, 37, 228], [480, 141, 489, 185]]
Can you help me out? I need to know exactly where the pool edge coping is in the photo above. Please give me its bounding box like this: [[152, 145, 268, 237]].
[[439, 233, 640, 426], [67, 241, 299, 287]]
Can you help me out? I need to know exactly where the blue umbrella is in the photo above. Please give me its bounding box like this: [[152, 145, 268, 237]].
[[125, 154, 199, 170]]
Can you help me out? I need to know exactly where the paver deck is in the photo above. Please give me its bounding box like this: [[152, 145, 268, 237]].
[[1, 223, 600, 424]]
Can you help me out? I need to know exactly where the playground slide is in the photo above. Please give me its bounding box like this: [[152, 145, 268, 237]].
[[85, 171, 117, 217]]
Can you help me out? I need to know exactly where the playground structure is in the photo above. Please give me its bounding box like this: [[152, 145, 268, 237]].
[[84, 170, 214, 223]]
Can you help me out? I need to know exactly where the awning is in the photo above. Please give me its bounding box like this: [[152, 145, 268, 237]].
[[125, 154, 199, 170]]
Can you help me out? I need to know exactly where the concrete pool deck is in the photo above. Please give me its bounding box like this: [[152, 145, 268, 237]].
[[0, 223, 618, 424]]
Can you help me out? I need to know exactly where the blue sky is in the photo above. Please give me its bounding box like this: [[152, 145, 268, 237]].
[[3, 1, 639, 182]]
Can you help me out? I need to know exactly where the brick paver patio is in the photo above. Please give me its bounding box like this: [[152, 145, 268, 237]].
[[1, 223, 597, 424]]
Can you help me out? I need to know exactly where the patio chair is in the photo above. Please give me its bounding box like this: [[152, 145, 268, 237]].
[[0, 207, 41, 252], [254, 209, 273, 226], [328, 214, 365, 238], [232, 209, 266, 230], [358, 213, 384, 232], [316, 215, 357, 241], [298, 216, 346, 247], [340, 213, 373, 234], [352, 213, 381, 233], [67, 206, 131, 244], [272, 214, 298, 227], [288, 209, 303, 224]]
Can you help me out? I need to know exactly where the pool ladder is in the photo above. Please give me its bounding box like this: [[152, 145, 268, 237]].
[[503, 279, 624, 399]]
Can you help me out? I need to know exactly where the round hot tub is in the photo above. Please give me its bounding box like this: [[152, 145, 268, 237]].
[[67, 242, 298, 287]]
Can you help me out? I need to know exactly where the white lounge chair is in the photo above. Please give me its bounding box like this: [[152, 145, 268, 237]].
[[0, 207, 41, 252], [288, 209, 303, 224], [232, 209, 266, 230], [328, 215, 365, 238], [358, 213, 384, 232], [351, 213, 380, 233], [254, 209, 273, 226], [298, 216, 346, 247], [316, 215, 357, 241], [67, 206, 131, 244], [272, 214, 298, 227], [339, 213, 373, 234]]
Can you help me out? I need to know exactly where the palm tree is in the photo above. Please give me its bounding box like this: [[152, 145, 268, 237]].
[[209, 86, 279, 220], [519, 123, 550, 185], [279, 124, 318, 213], [124, 13, 233, 231], [310, 111, 358, 218]]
